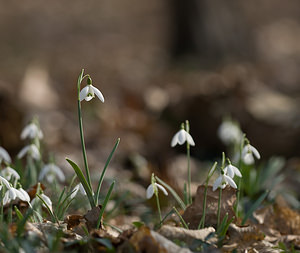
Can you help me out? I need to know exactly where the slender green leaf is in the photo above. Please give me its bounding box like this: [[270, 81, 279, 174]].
[[66, 158, 96, 208], [14, 206, 23, 220], [155, 176, 186, 210], [173, 207, 189, 229], [242, 190, 269, 225], [36, 193, 59, 224], [97, 181, 115, 229], [55, 186, 66, 215], [95, 138, 120, 205]]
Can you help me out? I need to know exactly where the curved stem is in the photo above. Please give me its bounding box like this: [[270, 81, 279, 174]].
[[77, 69, 92, 190], [155, 193, 162, 225], [217, 187, 222, 229]]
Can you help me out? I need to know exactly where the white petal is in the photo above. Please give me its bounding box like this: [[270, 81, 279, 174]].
[[156, 183, 168, 196], [18, 188, 30, 202], [79, 183, 86, 195], [79, 86, 89, 101], [30, 145, 40, 160], [171, 131, 180, 147], [232, 165, 242, 178], [146, 184, 154, 199], [224, 165, 234, 178], [17, 146, 30, 159], [243, 153, 254, 165], [41, 194, 52, 211], [224, 175, 237, 189], [52, 164, 65, 182], [213, 175, 222, 191], [85, 96, 93, 101], [1, 167, 20, 180], [92, 86, 105, 103], [0, 147, 11, 163], [177, 129, 187, 145], [20, 124, 32, 140], [186, 132, 195, 146], [250, 145, 261, 159], [39, 164, 51, 181], [0, 175, 11, 189], [3, 191, 10, 205], [71, 184, 80, 199], [9, 188, 17, 200]]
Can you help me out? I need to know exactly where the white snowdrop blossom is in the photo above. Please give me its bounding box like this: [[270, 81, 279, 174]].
[[17, 144, 40, 160], [146, 183, 168, 199], [213, 172, 237, 191], [71, 183, 87, 199], [242, 144, 260, 165], [171, 129, 195, 147], [21, 122, 43, 140], [218, 120, 242, 145], [39, 163, 65, 183], [79, 84, 104, 102], [0, 146, 11, 164], [3, 187, 30, 205], [224, 164, 242, 178], [31, 193, 52, 211], [1, 166, 20, 181], [0, 175, 11, 189]]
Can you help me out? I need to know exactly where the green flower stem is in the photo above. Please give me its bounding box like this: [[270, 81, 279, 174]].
[[235, 134, 245, 216], [77, 69, 92, 189], [186, 120, 192, 205], [155, 192, 162, 225], [173, 207, 189, 229], [217, 187, 222, 229]]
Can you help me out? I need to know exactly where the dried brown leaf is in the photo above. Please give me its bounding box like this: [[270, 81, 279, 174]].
[[84, 205, 102, 231], [182, 185, 236, 228]]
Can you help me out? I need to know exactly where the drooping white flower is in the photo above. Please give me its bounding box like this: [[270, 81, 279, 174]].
[[218, 120, 242, 145], [242, 144, 260, 165], [21, 122, 43, 140], [0, 146, 11, 164], [213, 172, 237, 191], [71, 183, 87, 199], [17, 144, 40, 160], [171, 129, 195, 147], [80, 84, 104, 102], [31, 193, 52, 211], [1, 166, 20, 181], [39, 163, 65, 183], [224, 164, 242, 178], [3, 187, 29, 205], [146, 182, 168, 199]]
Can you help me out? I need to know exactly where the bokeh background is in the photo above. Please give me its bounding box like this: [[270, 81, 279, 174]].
[[1, 1, 300, 200]]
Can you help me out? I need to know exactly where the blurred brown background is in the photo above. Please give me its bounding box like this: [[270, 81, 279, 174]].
[[1, 0, 300, 180]]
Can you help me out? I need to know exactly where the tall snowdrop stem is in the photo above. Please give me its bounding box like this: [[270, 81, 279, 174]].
[[155, 192, 162, 225], [235, 134, 245, 216], [185, 120, 192, 205], [217, 187, 222, 229], [77, 69, 92, 189], [0, 189, 4, 223]]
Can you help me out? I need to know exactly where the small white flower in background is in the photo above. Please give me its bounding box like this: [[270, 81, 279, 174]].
[[213, 171, 237, 191], [17, 144, 40, 160], [171, 129, 195, 147], [0, 146, 11, 164], [146, 182, 168, 199], [31, 193, 52, 211], [80, 84, 104, 102], [218, 120, 243, 145], [224, 164, 242, 178], [242, 144, 260, 165], [71, 183, 87, 199], [39, 163, 65, 183], [0, 167, 20, 181], [21, 122, 43, 140]]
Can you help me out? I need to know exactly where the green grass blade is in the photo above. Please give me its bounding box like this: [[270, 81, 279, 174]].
[[155, 176, 186, 210], [14, 206, 24, 221], [242, 190, 269, 225], [95, 138, 120, 205], [173, 207, 189, 229], [36, 193, 59, 224], [66, 158, 96, 208], [97, 181, 115, 229], [55, 186, 66, 215]]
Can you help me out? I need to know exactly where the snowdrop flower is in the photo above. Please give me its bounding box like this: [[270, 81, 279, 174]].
[[242, 144, 260, 165], [0, 175, 12, 189], [171, 129, 195, 147], [213, 172, 237, 191], [1, 166, 20, 181], [80, 84, 104, 102], [224, 164, 242, 178], [218, 120, 242, 145], [21, 122, 43, 140], [0, 146, 11, 164], [31, 193, 52, 211], [71, 183, 87, 199], [146, 182, 168, 199], [39, 163, 65, 183], [17, 144, 40, 160], [3, 187, 30, 205]]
